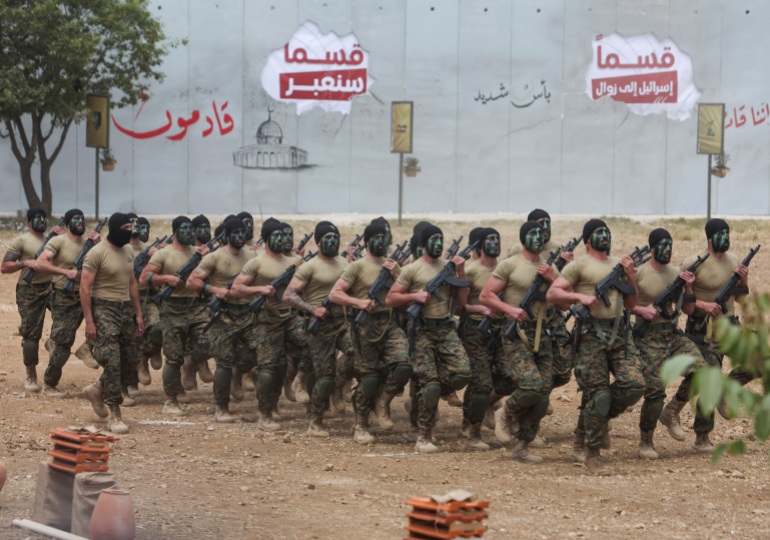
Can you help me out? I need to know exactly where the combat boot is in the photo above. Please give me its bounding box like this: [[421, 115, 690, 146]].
[[374, 389, 396, 431], [149, 351, 162, 370], [442, 390, 463, 408], [467, 423, 490, 451], [162, 396, 184, 416], [353, 412, 376, 445], [257, 412, 281, 432], [570, 434, 586, 463], [82, 382, 108, 418], [307, 413, 330, 438], [601, 429, 611, 450], [214, 404, 236, 423], [177, 388, 189, 403], [293, 370, 310, 403], [512, 439, 543, 463], [584, 447, 610, 476], [693, 432, 715, 453], [494, 407, 516, 444], [121, 387, 136, 407], [196, 359, 214, 383], [230, 368, 244, 402], [24, 365, 40, 393], [717, 399, 731, 420], [137, 355, 152, 386], [74, 342, 98, 369], [460, 417, 471, 438], [638, 430, 659, 459], [329, 382, 346, 414], [659, 397, 687, 441], [126, 384, 140, 398], [43, 384, 64, 398], [106, 405, 129, 434], [530, 429, 547, 449], [415, 428, 439, 453], [283, 362, 297, 402], [181, 356, 197, 391], [242, 370, 256, 391]]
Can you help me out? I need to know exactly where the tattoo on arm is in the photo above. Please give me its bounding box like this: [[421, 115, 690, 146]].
[[191, 268, 208, 279], [3, 253, 20, 263], [285, 286, 315, 313]]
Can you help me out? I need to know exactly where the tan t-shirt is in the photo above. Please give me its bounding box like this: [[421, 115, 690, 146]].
[[492, 254, 557, 320], [45, 234, 86, 291], [82, 242, 134, 302], [148, 245, 198, 298], [682, 251, 742, 317], [465, 259, 497, 321], [635, 262, 681, 307], [340, 257, 391, 315], [197, 248, 252, 305], [7, 232, 50, 285], [240, 252, 295, 309], [560, 255, 625, 320], [506, 238, 562, 259], [396, 258, 455, 319], [294, 255, 347, 312]]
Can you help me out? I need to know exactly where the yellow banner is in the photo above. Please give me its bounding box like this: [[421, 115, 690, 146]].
[[391, 101, 413, 154], [86, 94, 110, 148], [697, 103, 724, 155]]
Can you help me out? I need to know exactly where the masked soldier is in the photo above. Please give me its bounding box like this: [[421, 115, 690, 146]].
[[386, 224, 471, 453], [35, 209, 101, 396], [238, 211, 255, 247], [80, 213, 145, 434], [1, 207, 62, 392], [546, 219, 645, 475]]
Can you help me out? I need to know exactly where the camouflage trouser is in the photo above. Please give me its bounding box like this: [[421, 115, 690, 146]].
[[500, 320, 554, 442], [160, 298, 210, 398], [353, 312, 410, 417], [460, 320, 502, 425], [208, 304, 256, 407], [44, 289, 84, 386], [287, 313, 313, 375], [15, 283, 51, 366], [306, 316, 354, 415], [549, 316, 574, 388], [573, 318, 645, 450], [636, 323, 707, 432], [255, 310, 310, 415], [139, 291, 162, 358], [90, 298, 139, 406], [411, 317, 471, 430]]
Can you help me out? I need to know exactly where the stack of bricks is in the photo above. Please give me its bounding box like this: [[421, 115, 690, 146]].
[[47, 428, 119, 475], [404, 496, 489, 539]]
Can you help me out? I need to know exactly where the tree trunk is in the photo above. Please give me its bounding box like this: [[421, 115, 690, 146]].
[[19, 161, 45, 212]]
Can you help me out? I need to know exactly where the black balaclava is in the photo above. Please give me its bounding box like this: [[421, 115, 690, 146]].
[[528, 208, 551, 244], [27, 207, 47, 233], [649, 228, 673, 264], [315, 221, 340, 257], [238, 211, 254, 241], [192, 214, 211, 244], [582, 218, 611, 253], [172, 216, 194, 246], [138, 216, 150, 243], [371, 216, 392, 248], [409, 233, 423, 259], [126, 212, 140, 239], [520, 221, 545, 254], [364, 223, 388, 257], [469, 227, 485, 256], [225, 217, 246, 249], [481, 227, 501, 257], [705, 218, 730, 253], [420, 224, 443, 259], [261, 218, 284, 253], [64, 208, 85, 237], [214, 223, 226, 246], [107, 212, 132, 248], [280, 222, 294, 254]]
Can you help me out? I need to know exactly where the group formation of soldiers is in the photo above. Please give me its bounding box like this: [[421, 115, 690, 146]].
[[2, 207, 755, 474]]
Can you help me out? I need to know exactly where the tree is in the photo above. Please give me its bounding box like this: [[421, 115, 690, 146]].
[[0, 0, 169, 214], [662, 293, 770, 462]]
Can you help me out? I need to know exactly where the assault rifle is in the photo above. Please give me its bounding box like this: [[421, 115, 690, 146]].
[[21, 218, 65, 284], [444, 235, 463, 259], [569, 245, 651, 321], [351, 243, 366, 260], [354, 241, 408, 326], [202, 275, 237, 333], [133, 235, 168, 278], [248, 264, 296, 316], [697, 244, 761, 332], [406, 239, 480, 319], [62, 217, 108, 295], [504, 247, 562, 342], [554, 237, 582, 272], [303, 250, 318, 262], [632, 253, 710, 338], [345, 233, 364, 256], [306, 296, 334, 335], [397, 247, 412, 266], [294, 232, 312, 254], [151, 230, 226, 305]]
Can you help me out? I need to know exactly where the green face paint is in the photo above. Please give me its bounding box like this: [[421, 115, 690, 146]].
[[384, 224, 392, 249], [178, 223, 195, 246], [320, 232, 340, 257], [653, 238, 672, 264], [537, 218, 551, 244], [482, 234, 501, 257], [282, 228, 294, 253], [229, 230, 246, 249], [426, 234, 443, 258], [195, 224, 211, 244], [712, 229, 730, 253], [525, 227, 545, 253], [590, 227, 611, 253], [31, 214, 47, 233], [129, 218, 140, 238], [268, 230, 283, 252], [139, 224, 150, 243], [242, 218, 254, 241], [69, 215, 85, 236], [368, 233, 387, 257], [414, 246, 424, 259]]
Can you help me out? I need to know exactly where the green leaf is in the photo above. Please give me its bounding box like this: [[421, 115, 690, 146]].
[[722, 378, 743, 419], [727, 439, 746, 456], [660, 355, 697, 386], [757, 293, 770, 313], [693, 367, 724, 416], [711, 444, 727, 464], [754, 394, 770, 442]]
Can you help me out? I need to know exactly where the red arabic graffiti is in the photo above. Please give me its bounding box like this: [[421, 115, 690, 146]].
[[725, 103, 770, 129], [112, 100, 234, 141]]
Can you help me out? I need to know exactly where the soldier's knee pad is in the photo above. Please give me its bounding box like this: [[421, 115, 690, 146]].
[[315, 376, 335, 400], [421, 381, 442, 409], [530, 395, 550, 420], [591, 389, 612, 417], [449, 371, 471, 391], [619, 386, 644, 409], [150, 327, 163, 346], [518, 389, 543, 408], [391, 363, 412, 388], [359, 374, 381, 400], [494, 378, 515, 397], [468, 393, 491, 424]]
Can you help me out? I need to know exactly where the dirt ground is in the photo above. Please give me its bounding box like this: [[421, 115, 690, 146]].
[[0, 215, 769, 540]]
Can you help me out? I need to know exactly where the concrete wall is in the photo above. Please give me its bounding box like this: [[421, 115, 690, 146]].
[[1, 0, 767, 216]]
